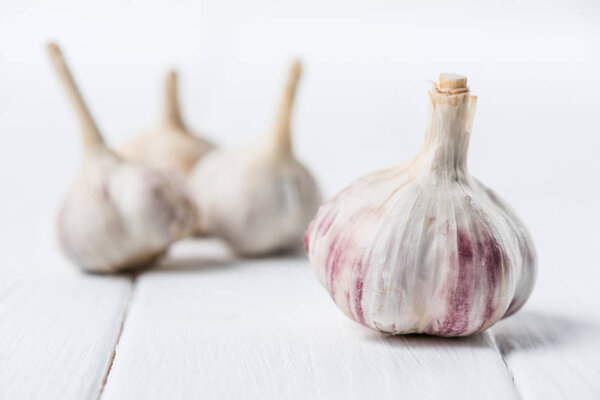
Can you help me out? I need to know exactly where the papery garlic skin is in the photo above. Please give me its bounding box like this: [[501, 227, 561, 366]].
[[120, 71, 214, 176], [305, 74, 536, 336], [48, 44, 197, 273], [188, 61, 321, 256], [190, 145, 320, 255], [57, 148, 196, 273]]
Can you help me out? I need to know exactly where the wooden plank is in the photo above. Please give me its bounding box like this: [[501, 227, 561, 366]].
[[0, 272, 132, 400], [492, 265, 600, 398], [494, 307, 600, 400], [103, 239, 518, 400], [491, 214, 600, 400]]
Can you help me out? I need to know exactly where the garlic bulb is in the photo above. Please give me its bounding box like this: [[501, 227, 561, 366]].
[[120, 71, 214, 176], [48, 43, 197, 273], [304, 74, 536, 336], [188, 61, 321, 256]]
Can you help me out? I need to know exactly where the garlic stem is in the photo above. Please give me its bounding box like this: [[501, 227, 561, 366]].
[[163, 70, 186, 131], [269, 60, 302, 158], [466, 95, 477, 136], [47, 43, 106, 152], [418, 74, 473, 177]]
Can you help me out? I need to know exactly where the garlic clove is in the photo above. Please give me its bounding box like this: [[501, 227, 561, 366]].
[[119, 70, 215, 177], [305, 73, 536, 336], [48, 43, 197, 273], [188, 60, 321, 256]]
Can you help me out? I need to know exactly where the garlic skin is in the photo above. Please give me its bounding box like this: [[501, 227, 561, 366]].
[[48, 44, 197, 273], [188, 61, 321, 256], [304, 74, 536, 336], [120, 71, 214, 176]]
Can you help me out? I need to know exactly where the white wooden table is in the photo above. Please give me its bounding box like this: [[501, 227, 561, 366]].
[[2, 233, 599, 400], [2, 1, 600, 395]]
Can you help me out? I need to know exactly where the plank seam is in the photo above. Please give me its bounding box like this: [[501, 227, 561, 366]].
[[97, 274, 138, 400], [490, 331, 523, 400]]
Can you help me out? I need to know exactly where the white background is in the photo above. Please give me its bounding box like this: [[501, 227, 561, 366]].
[[2, 0, 600, 287], [1, 1, 600, 398]]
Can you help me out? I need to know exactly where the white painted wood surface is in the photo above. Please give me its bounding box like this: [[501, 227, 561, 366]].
[[494, 309, 600, 400], [489, 208, 600, 400], [2, 234, 599, 399], [101, 240, 519, 400], [0, 271, 132, 400]]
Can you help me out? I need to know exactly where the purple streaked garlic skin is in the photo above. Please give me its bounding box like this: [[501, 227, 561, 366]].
[[304, 74, 536, 336], [48, 43, 197, 273]]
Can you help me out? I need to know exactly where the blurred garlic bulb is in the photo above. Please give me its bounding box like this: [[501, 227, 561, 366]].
[[48, 43, 197, 273], [189, 61, 321, 256], [305, 74, 536, 336], [120, 71, 214, 176]]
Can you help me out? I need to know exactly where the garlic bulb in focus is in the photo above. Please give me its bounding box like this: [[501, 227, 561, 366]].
[[188, 61, 321, 256], [305, 74, 536, 336], [120, 71, 214, 176], [48, 44, 197, 273]]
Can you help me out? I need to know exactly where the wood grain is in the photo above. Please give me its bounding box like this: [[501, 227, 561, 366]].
[[0, 272, 132, 400], [102, 240, 518, 400]]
